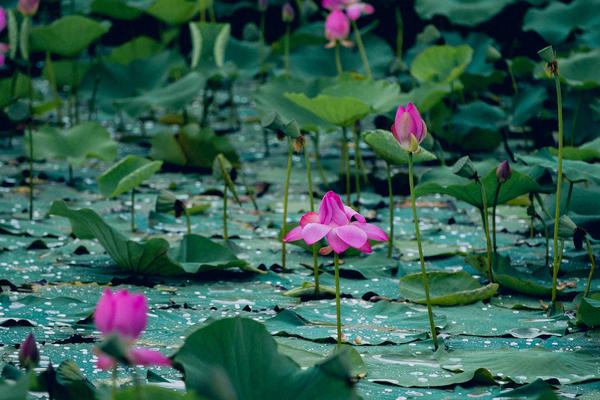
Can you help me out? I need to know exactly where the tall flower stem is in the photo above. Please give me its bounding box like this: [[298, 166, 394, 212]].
[[477, 179, 494, 282], [223, 185, 229, 241], [304, 141, 319, 295], [281, 137, 293, 271], [130, 190, 136, 232], [259, 10, 266, 77], [111, 366, 118, 400], [353, 127, 361, 210], [351, 20, 372, 79], [284, 24, 291, 76], [334, 44, 343, 75], [312, 132, 328, 185], [408, 153, 438, 350], [333, 252, 342, 345], [26, 56, 34, 220], [492, 183, 503, 254], [341, 128, 351, 204], [551, 69, 564, 309], [386, 163, 394, 258], [583, 237, 596, 298]]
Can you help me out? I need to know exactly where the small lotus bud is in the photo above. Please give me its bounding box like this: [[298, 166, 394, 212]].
[[496, 161, 512, 183], [19, 333, 40, 370], [18, 0, 40, 17], [258, 0, 268, 12], [557, 215, 587, 250], [282, 2, 295, 23], [452, 156, 479, 180]]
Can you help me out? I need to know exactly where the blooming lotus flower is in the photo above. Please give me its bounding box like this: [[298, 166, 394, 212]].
[[496, 160, 512, 183], [94, 289, 171, 370], [345, 0, 374, 21], [325, 10, 352, 48], [19, 333, 40, 370], [18, 0, 39, 17], [391, 102, 427, 153], [285, 191, 387, 254], [0, 8, 6, 33]]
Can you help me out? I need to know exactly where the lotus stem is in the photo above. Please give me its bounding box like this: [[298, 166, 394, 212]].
[[184, 206, 192, 235], [312, 132, 328, 185], [259, 10, 266, 78], [386, 163, 394, 258], [281, 137, 293, 270], [408, 153, 438, 351], [68, 164, 74, 186], [492, 182, 502, 255], [395, 6, 403, 62], [351, 20, 372, 79], [334, 252, 342, 345], [112, 366, 118, 400], [26, 53, 34, 220], [334, 44, 343, 75], [223, 184, 228, 241], [131, 189, 136, 232], [284, 24, 291, 76], [341, 128, 351, 204], [477, 180, 494, 283], [551, 68, 564, 309], [304, 140, 320, 295], [583, 237, 596, 298], [353, 127, 361, 210], [45, 52, 62, 124]]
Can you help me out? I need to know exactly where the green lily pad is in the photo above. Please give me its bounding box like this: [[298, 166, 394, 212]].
[[411, 45, 473, 84], [97, 155, 163, 198], [415, 0, 514, 26], [146, 0, 199, 25], [399, 271, 499, 306], [28, 122, 117, 166], [285, 93, 371, 127], [559, 49, 600, 89], [576, 294, 600, 328], [48, 201, 254, 276], [107, 36, 163, 65], [363, 129, 437, 166], [30, 16, 110, 57], [320, 78, 401, 114], [172, 317, 361, 400], [519, 148, 600, 185]]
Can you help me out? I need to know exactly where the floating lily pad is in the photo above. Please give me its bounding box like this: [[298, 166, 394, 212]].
[[30, 16, 110, 57], [363, 130, 437, 166], [411, 45, 473, 84]]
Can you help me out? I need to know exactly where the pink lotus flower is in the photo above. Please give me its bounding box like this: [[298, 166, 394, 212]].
[[94, 288, 171, 370], [325, 10, 352, 48], [391, 102, 428, 153], [322, 0, 374, 21], [285, 191, 387, 254], [0, 8, 7, 33], [19, 333, 40, 370], [18, 0, 39, 17]]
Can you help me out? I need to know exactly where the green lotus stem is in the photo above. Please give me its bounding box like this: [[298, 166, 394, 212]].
[[312, 132, 328, 185], [507, 61, 518, 95], [26, 57, 34, 220], [131, 190, 136, 232], [112, 366, 118, 400], [45, 52, 62, 123], [333, 252, 342, 345], [199, 0, 207, 22], [259, 10, 266, 77], [570, 94, 581, 146], [223, 185, 228, 241], [351, 20, 372, 79], [551, 69, 565, 309], [263, 128, 270, 156], [477, 179, 494, 283], [239, 170, 259, 211], [68, 164, 74, 185], [564, 180, 574, 214], [284, 24, 291, 76], [353, 128, 361, 210], [408, 153, 438, 350], [341, 128, 351, 204], [184, 207, 192, 235], [583, 237, 596, 298], [534, 193, 551, 267], [334, 44, 343, 75], [354, 126, 368, 181], [281, 137, 293, 270], [395, 6, 403, 62], [304, 141, 319, 296], [386, 163, 394, 258], [71, 60, 80, 124], [492, 182, 502, 254]]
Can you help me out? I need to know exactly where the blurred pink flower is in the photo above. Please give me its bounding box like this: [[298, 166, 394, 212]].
[[0, 7, 7, 32], [19, 333, 40, 369], [391, 102, 428, 153], [322, 0, 374, 20], [285, 191, 387, 254], [325, 10, 352, 48], [322, 0, 344, 10], [94, 288, 171, 370], [18, 0, 39, 17], [282, 2, 295, 23]]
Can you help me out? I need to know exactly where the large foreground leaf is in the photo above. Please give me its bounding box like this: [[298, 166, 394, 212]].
[[399, 271, 499, 306], [172, 317, 360, 400], [49, 201, 253, 276]]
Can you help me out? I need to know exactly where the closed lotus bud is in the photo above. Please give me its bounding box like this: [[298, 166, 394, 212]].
[[325, 10, 350, 48], [391, 102, 427, 153], [282, 2, 295, 23], [17, 0, 40, 17], [496, 161, 512, 183], [19, 333, 40, 370], [557, 215, 587, 250], [258, 0, 268, 12], [452, 156, 479, 180]]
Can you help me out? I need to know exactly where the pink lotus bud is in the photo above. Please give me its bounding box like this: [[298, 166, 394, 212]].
[[282, 2, 295, 23], [18, 0, 40, 17], [496, 160, 512, 183], [258, 0, 268, 12], [94, 288, 148, 341], [19, 333, 40, 370], [325, 10, 351, 48], [0, 8, 6, 33], [391, 103, 427, 153], [346, 2, 374, 21]]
